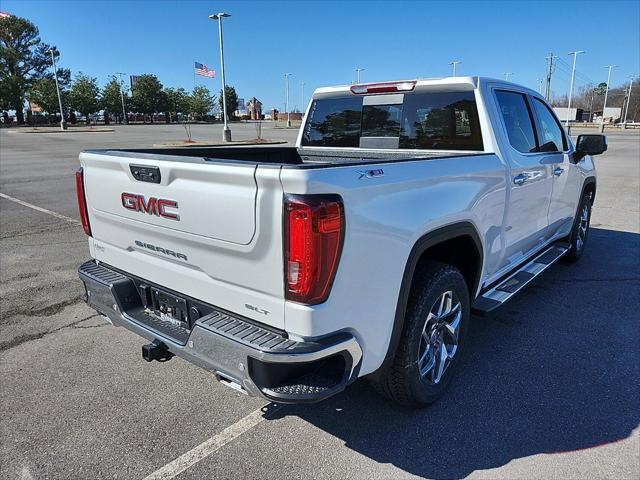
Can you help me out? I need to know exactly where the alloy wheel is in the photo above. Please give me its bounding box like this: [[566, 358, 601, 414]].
[[417, 290, 462, 384]]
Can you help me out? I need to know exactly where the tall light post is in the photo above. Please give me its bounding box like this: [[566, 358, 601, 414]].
[[600, 64, 617, 132], [49, 49, 67, 131], [209, 12, 232, 142], [449, 60, 461, 76], [355, 68, 364, 83], [622, 75, 635, 126], [301, 82, 306, 114], [284, 73, 292, 127], [115, 72, 128, 125], [566, 50, 585, 128]]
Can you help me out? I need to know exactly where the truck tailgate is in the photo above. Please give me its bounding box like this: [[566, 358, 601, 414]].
[[79, 151, 285, 329]]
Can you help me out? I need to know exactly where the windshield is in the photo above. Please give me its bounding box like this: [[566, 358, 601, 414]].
[[301, 90, 483, 151]]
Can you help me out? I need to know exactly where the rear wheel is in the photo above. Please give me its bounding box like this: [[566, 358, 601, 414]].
[[371, 261, 470, 407], [563, 191, 593, 263]]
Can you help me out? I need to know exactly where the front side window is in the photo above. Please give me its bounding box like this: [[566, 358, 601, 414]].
[[532, 98, 567, 152], [495, 90, 537, 153]]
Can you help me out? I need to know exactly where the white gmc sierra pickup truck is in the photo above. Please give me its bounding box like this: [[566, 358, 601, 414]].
[[77, 77, 607, 406]]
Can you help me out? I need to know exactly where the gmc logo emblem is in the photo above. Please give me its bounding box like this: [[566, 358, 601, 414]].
[[121, 193, 179, 221]]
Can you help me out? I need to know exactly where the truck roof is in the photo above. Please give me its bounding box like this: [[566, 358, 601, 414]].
[[313, 76, 540, 98]]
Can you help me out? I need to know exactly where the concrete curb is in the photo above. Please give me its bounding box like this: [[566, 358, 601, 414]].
[[9, 128, 115, 134], [152, 139, 287, 147]]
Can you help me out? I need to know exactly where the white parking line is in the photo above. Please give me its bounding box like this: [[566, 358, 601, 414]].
[[143, 404, 281, 480], [0, 193, 80, 224]]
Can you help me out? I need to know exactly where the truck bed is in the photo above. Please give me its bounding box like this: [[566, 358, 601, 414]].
[[84, 146, 468, 167]]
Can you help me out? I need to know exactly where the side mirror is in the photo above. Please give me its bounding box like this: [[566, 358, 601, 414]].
[[575, 134, 607, 161]]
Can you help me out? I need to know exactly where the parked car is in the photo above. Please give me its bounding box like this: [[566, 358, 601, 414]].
[[76, 77, 606, 406]]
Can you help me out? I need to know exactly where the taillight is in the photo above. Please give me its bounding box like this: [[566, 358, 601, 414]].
[[284, 194, 344, 304], [350, 81, 416, 94], [75, 168, 91, 236]]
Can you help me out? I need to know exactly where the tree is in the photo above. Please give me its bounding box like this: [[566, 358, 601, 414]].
[[27, 67, 70, 123], [189, 86, 215, 120], [130, 74, 164, 123], [219, 85, 238, 120], [0, 15, 59, 124], [164, 87, 190, 122], [28, 78, 59, 119], [102, 76, 127, 124], [68, 73, 100, 124]]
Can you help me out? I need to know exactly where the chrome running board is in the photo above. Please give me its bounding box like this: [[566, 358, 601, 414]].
[[472, 243, 570, 314]]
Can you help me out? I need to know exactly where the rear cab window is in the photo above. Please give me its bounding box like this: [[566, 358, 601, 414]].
[[301, 89, 484, 151]]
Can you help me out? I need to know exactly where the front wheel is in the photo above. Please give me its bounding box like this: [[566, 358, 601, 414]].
[[563, 191, 593, 263], [371, 261, 470, 407]]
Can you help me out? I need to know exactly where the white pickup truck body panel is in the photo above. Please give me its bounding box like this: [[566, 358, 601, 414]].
[[82, 152, 287, 329], [79, 76, 596, 380]]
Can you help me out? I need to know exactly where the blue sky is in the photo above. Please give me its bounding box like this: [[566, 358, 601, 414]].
[[4, 0, 639, 111]]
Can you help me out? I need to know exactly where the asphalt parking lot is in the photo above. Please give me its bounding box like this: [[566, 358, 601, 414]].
[[1, 123, 638, 479]]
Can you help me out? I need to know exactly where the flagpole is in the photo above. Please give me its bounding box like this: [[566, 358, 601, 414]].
[[193, 60, 196, 89]]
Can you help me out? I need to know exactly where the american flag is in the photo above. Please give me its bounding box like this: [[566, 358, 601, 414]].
[[195, 62, 215, 78]]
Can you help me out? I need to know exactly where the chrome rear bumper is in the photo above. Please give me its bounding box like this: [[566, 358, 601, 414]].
[[78, 260, 362, 403]]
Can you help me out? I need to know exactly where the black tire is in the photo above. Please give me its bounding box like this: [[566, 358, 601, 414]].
[[563, 190, 593, 263], [371, 261, 470, 407]]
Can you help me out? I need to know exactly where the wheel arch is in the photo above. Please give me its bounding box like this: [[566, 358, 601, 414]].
[[367, 222, 483, 381]]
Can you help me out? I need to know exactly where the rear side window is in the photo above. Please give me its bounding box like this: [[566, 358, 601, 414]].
[[301, 90, 484, 150], [531, 97, 567, 152], [495, 91, 537, 153], [302, 97, 362, 147]]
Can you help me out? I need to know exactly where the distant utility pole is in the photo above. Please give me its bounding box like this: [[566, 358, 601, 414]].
[[449, 60, 461, 76], [49, 49, 67, 131], [301, 82, 306, 114], [544, 53, 558, 102], [355, 68, 365, 83], [284, 73, 292, 127], [115, 72, 128, 125], [537, 78, 544, 93], [503, 72, 513, 81], [623, 76, 635, 125], [600, 64, 617, 132], [566, 50, 585, 127]]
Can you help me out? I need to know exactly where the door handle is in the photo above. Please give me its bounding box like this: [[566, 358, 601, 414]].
[[513, 173, 527, 185], [553, 167, 565, 176]]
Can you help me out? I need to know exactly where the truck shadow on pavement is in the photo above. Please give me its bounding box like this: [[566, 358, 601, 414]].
[[270, 227, 640, 478]]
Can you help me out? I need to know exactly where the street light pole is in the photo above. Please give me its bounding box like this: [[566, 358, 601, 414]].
[[115, 72, 127, 125], [449, 61, 461, 76], [623, 76, 634, 126], [355, 68, 364, 83], [600, 64, 616, 132], [284, 73, 292, 127], [49, 49, 67, 131], [566, 50, 585, 128], [301, 82, 306, 114], [209, 12, 232, 142]]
